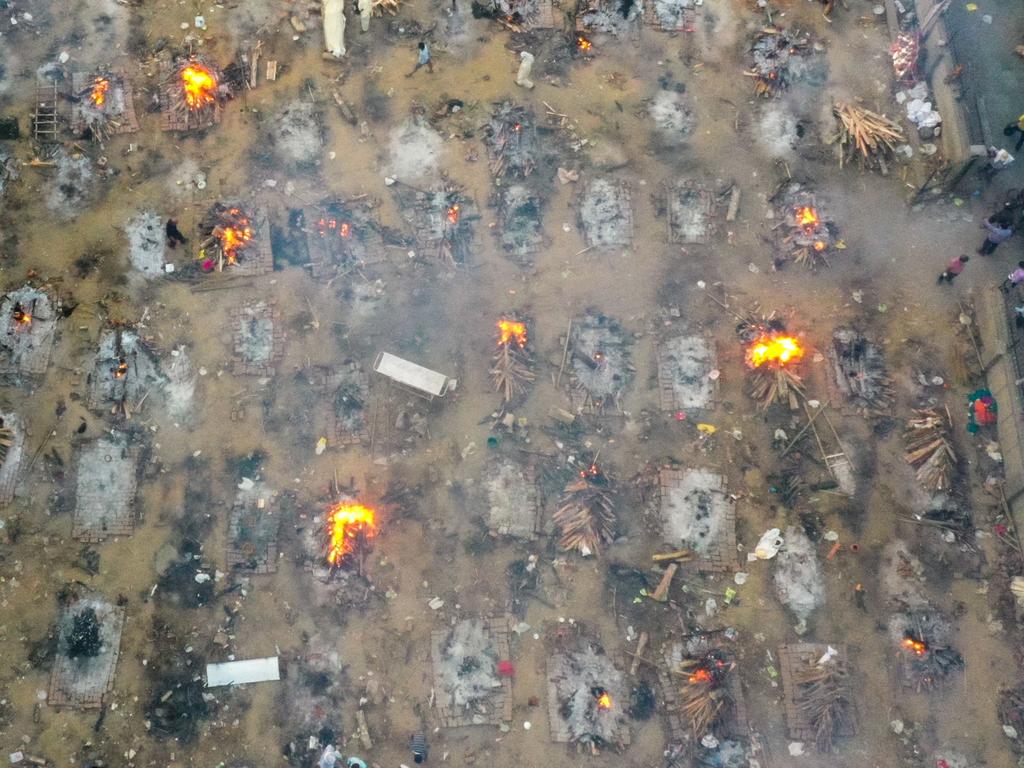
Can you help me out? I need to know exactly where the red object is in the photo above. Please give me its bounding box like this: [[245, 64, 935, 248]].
[[201, 259, 215, 272], [673, 411, 687, 421], [497, 660, 515, 677], [995, 523, 1009, 536], [826, 542, 842, 560], [937, 761, 950, 768]]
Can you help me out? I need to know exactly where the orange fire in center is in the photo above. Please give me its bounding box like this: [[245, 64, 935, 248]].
[[497, 319, 527, 348], [12, 304, 31, 326], [181, 64, 217, 110], [746, 333, 803, 368], [91, 77, 110, 107], [688, 668, 713, 684], [902, 637, 927, 656], [326, 502, 379, 566], [447, 204, 461, 225], [216, 209, 254, 265], [795, 206, 819, 232], [596, 692, 612, 710], [577, 35, 593, 51]]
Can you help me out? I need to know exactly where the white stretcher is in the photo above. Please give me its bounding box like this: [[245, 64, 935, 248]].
[[373, 352, 452, 400]]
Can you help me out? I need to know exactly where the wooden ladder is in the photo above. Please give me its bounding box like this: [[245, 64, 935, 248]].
[[32, 79, 59, 142]]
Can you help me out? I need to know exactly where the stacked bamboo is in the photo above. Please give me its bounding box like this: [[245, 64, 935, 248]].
[[832, 102, 904, 168], [491, 341, 535, 402], [793, 659, 852, 752], [748, 366, 804, 410], [903, 408, 955, 490], [554, 473, 615, 554]]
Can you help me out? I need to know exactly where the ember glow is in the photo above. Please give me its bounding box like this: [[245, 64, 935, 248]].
[[595, 691, 612, 710], [795, 206, 820, 233], [90, 77, 110, 108], [902, 636, 927, 656], [446, 204, 461, 225], [181, 64, 218, 110], [497, 319, 527, 348], [12, 304, 31, 326], [745, 334, 804, 368], [813, 240, 827, 251], [217, 209, 254, 265], [688, 668, 713, 684], [325, 502, 379, 566], [577, 35, 593, 51], [113, 358, 128, 379], [318, 218, 353, 239]]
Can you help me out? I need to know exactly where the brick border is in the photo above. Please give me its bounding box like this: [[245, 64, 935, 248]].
[[665, 181, 717, 245], [431, 615, 513, 728], [778, 643, 856, 742], [0, 411, 26, 507], [578, 178, 633, 249], [656, 334, 717, 413], [159, 60, 222, 133], [658, 468, 737, 573], [312, 365, 372, 447], [226, 494, 279, 574], [230, 299, 284, 377], [658, 638, 747, 742], [48, 602, 125, 709], [71, 438, 139, 543], [486, 458, 540, 540], [70, 72, 139, 136]]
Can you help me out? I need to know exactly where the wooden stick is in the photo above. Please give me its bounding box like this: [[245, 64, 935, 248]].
[[555, 318, 572, 388], [651, 563, 678, 602]]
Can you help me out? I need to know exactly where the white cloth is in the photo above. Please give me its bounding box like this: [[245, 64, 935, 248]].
[[318, 745, 339, 768], [358, 0, 372, 32], [515, 51, 535, 89], [323, 0, 347, 56]]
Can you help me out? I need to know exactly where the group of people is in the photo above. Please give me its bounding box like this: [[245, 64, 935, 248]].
[[938, 208, 1017, 284], [317, 732, 428, 768]]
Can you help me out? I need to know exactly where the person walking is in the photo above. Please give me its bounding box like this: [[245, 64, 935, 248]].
[[981, 146, 1015, 179], [978, 213, 1014, 256], [1004, 113, 1024, 153], [1003, 261, 1024, 292], [406, 42, 433, 76], [938, 254, 969, 284], [165, 218, 187, 249]]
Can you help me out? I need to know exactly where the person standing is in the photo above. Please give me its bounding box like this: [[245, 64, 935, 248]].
[[357, 0, 372, 32], [1004, 113, 1024, 153], [979, 214, 1014, 256], [165, 218, 187, 248], [937, 254, 969, 284], [981, 146, 1015, 179], [1003, 261, 1024, 291], [406, 42, 433, 76], [410, 731, 428, 764]]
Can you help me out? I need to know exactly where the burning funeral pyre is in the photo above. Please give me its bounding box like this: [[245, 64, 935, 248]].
[[568, 311, 632, 413], [162, 58, 222, 132], [322, 500, 378, 575], [86, 328, 167, 418], [399, 181, 477, 266], [312, 203, 375, 272], [71, 72, 138, 140], [553, 458, 616, 555], [738, 314, 805, 410], [491, 318, 535, 403], [748, 26, 813, 96], [199, 204, 257, 272], [772, 182, 839, 269], [471, 0, 555, 31], [673, 650, 735, 739], [0, 285, 58, 378], [892, 613, 964, 691], [548, 641, 629, 749], [829, 328, 894, 417], [483, 102, 537, 180], [903, 408, 955, 491]]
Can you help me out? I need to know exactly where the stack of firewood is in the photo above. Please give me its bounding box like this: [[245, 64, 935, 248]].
[[748, 366, 804, 410], [903, 408, 955, 490], [832, 102, 904, 169], [554, 467, 615, 554], [793, 658, 853, 753]]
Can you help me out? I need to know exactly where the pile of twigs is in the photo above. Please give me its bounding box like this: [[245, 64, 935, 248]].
[[491, 330, 535, 403], [832, 101, 904, 169], [748, 366, 804, 410], [554, 466, 615, 554], [674, 653, 734, 738], [483, 102, 536, 179], [903, 408, 955, 490], [793, 659, 853, 752]]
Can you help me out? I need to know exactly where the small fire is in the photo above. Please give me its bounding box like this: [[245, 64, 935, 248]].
[[12, 303, 31, 326], [813, 241, 827, 252], [90, 77, 110, 108], [497, 319, 527, 348], [595, 691, 612, 710], [339, 221, 351, 238], [447, 203, 461, 225], [112, 358, 128, 379], [217, 209, 254, 265], [513, 122, 523, 133], [688, 668, 713, 684], [902, 636, 928, 656], [576, 35, 593, 51], [745, 333, 803, 369], [326, 502, 379, 567], [579, 462, 600, 479], [318, 218, 353, 239], [795, 206, 820, 233], [181, 63, 218, 110]]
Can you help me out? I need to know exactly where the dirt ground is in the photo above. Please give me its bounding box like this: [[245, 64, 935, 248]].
[[1, 0, 1023, 767]]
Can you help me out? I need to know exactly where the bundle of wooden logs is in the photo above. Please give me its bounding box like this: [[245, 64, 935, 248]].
[[674, 653, 735, 738], [554, 466, 615, 554], [491, 320, 535, 402], [793, 658, 853, 753], [903, 408, 955, 490], [832, 101, 904, 170], [749, 366, 804, 410], [484, 102, 536, 180]]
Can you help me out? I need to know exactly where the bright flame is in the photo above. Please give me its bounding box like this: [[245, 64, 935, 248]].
[[688, 668, 713, 684], [577, 35, 593, 51], [90, 77, 110, 107], [447, 204, 460, 225], [217, 209, 254, 265], [795, 206, 819, 232], [12, 305, 31, 326], [902, 637, 927, 656], [318, 218, 353, 239], [113, 359, 128, 379], [181, 64, 217, 110], [339, 222, 351, 238], [813, 241, 826, 251], [497, 319, 527, 348], [746, 334, 803, 368], [326, 502, 378, 566], [596, 693, 612, 710]]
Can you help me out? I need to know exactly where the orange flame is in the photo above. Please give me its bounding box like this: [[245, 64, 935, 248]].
[[113, 359, 128, 379], [339, 221, 351, 238], [795, 206, 819, 232], [813, 241, 826, 251], [12, 305, 31, 326], [596, 692, 612, 710], [318, 218, 353, 239], [217, 209, 254, 265], [181, 64, 217, 110], [497, 319, 527, 348], [902, 637, 927, 656], [745, 333, 803, 368], [447, 204, 461, 225], [90, 77, 110, 107], [326, 502, 379, 566], [577, 35, 593, 51], [688, 668, 713, 684]]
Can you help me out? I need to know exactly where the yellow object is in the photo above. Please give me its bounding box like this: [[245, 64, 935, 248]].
[[1017, 114, 1024, 131], [315, 437, 328, 455], [697, 423, 717, 435], [965, 3, 977, 10], [835, 239, 847, 250]]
